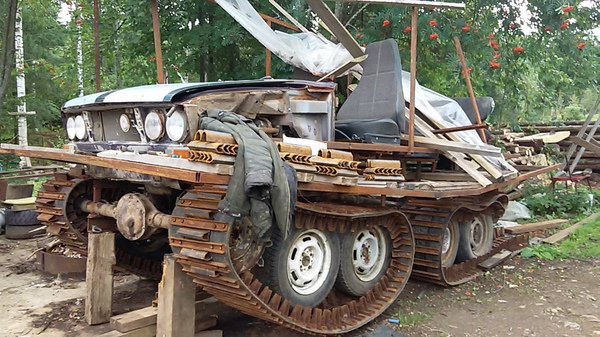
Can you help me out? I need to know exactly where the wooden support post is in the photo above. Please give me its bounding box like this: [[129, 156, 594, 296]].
[[266, 20, 272, 77], [157, 254, 196, 337], [85, 232, 116, 325], [454, 37, 486, 142], [151, 0, 165, 84], [408, 6, 418, 154]]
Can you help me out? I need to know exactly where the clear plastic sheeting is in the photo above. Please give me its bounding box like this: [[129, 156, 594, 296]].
[[215, 0, 354, 75], [401, 71, 511, 171]]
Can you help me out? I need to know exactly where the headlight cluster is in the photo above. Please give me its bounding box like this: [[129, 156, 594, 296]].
[[141, 108, 188, 142], [66, 115, 87, 140]]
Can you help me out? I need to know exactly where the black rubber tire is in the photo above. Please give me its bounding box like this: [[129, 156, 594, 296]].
[[456, 214, 494, 263], [413, 209, 459, 268], [336, 227, 392, 296], [5, 224, 46, 239], [115, 233, 171, 261], [263, 227, 340, 308], [5, 209, 41, 226]]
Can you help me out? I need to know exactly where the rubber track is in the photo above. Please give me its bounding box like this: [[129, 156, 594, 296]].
[[35, 176, 163, 278], [170, 187, 415, 335], [401, 195, 529, 286]]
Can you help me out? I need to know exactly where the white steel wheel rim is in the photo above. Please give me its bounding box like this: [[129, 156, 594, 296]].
[[470, 218, 484, 249], [442, 227, 452, 255], [352, 227, 387, 282], [287, 229, 332, 295]]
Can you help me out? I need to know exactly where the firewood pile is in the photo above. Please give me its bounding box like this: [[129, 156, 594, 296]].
[[492, 120, 600, 172]]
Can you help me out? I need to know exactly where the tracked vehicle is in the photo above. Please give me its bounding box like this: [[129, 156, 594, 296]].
[[0, 39, 553, 334]]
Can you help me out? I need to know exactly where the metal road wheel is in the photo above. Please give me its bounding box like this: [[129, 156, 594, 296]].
[[263, 227, 340, 307], [456, 214, 494, 262], [441, 219, 460, 268], [336, 226, 392, 296]]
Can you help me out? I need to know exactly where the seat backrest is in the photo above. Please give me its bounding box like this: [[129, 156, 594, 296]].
[[337, 39, 405, 132], [451, 97, 495, 124]]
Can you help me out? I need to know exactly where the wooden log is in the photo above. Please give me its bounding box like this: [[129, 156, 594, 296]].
[[543, 212, 600, 244], [85, 232, 116, 325], [156, 255, 196, 337], [504, 219, 568, 234]]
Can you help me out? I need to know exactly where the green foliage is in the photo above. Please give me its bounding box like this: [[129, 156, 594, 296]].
[[521, 244, 568, 260], [394, 310, 430, 326], [522, 188, 597, 217], [560, 217, 600, 258]]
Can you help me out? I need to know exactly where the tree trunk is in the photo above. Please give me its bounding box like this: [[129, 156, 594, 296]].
[[0, 0, 18, 113]]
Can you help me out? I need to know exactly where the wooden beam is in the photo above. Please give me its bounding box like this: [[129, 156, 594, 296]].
[[478, 249, 511, 271], [569, 135, 600, 156], [432, 123, 487, 135], [267, 0, 308, 32], [93, 0, 101, 91], [408, 6, 417, 153], [504, 219, 568, 235], [0, 144, 228, 184], [401, 134, 502, 157], [324, 0, 465, 10], [258, 13, 301, 32], [156, 255, 196, 337], [543, 212, 600, 244], [454, 37, 486, 142], [110, 306, 157, 333], [317, 54, 367, 82], [85, 232, 115, 325], [305, 0, 365, 58], [150, 0, 165, 84]]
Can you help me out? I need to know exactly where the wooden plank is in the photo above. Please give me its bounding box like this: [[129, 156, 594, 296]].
[[478, 249, 511, 271], [85, 233, 116, 325], [569, 136, 600, 156], [504, 219, 568, 234], [110, 306, 157, 333], [266, 0, 307, 32], [401, 134, 502, 157], [454, 37, 486, 142], [98, 325, 156, 337], [543, 212, 600, 244], [514, 131, 570, 144], [305, 0, 365, 58], [0, 144, 226, 184], [195, 330, 223, 337], [324, 0, 465, 9], [411, 113, 493, 186], [431, 123, 488, 135], [156, 254, 196, 337], [317, 54, 368, 82]]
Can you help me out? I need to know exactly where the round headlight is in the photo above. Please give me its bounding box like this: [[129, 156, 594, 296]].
[[144, 111, 164, 141], [74, 115, 87, 140], [119, 114, 131, 133], [166, 110, 188, 142], [66, 117, 76, 140]]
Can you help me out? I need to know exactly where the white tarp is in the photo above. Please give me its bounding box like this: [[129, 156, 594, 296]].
[[216, 0, 509, 171], [215, 0, 354, 75], [401, 71, 511, 170]]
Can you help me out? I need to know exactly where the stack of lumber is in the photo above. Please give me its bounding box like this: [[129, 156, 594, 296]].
[[494, 120, 600, 171], [99, 297, 232, 337]]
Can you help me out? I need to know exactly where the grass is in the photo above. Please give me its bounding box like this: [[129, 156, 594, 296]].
[[559, 216, 600, 258], [395, 310, 430, 326]]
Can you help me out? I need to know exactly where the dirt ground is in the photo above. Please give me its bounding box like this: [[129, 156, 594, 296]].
[[1, 235, 599, 337]]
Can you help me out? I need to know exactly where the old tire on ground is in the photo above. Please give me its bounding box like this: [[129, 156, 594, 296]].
[[456, 213, 494, 263], [5, 209, 40, 226], [5, 224, 46, 239], [336, 226, 392, 296], [263, 227, 340, 308]]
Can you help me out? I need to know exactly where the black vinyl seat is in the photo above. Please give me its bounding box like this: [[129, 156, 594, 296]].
[[335, 39, 405, 144]]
